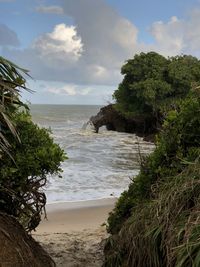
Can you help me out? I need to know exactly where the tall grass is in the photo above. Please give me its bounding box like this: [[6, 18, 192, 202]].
[[104, 161, 200, 267]]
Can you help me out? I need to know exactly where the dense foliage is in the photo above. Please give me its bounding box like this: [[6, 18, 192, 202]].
[[104, 88, 200, 266], [0, 57, 66, 231], [114, 52, 200, 130], [0, 56, 30, 156], [0, 111, 66, 230]]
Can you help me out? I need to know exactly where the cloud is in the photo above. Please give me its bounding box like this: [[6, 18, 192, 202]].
[[63, 86, 77, 96], [46, 84, 91, 96], [3, 0, 138, 85], [148, 10, 200, 57], [81, 88, 92, 95], [149, 16, 185, 56], [32, 23, 83, 64], [4, 0, 200, 88], [36, 5, 64, 15], [184, 9, 200, 55], [0, 24, 20, 47], [62, 0, 138, 68], [22, 80, 115, 104]]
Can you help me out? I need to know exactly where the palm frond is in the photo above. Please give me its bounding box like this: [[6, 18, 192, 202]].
[[0, 56, 31, 158]]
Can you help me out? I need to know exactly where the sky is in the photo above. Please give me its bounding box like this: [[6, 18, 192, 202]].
[[1, 0, 200, 105]]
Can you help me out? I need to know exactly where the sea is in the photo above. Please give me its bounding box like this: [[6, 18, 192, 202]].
[[30, 104, 155, 204]]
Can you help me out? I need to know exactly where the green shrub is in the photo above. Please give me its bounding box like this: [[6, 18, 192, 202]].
[[113, 52, 200, 128], [0, 110, 66, 231], [0, 56, 66, 231], [107, 89, 200, 235], [104, 89, 200, 266], [104, 161, 200, 267]]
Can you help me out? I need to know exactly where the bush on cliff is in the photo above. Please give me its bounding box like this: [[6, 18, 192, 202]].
[[113, 52, 200, 129], [104, 88, 200, 266]]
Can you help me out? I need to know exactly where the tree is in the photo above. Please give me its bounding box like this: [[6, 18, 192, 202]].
[[0, 57, 66, 231], [104, 53, 200, 266], [0, 111, 66, 231], [113, 52, 200, 128], [104, 88, 200, 267]]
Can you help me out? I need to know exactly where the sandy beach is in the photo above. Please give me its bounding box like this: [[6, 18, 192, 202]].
[[33, 198, 116, 267]]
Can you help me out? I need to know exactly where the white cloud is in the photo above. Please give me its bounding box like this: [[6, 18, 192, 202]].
[[46, 88, 61, 95], [36, 5, 64, 15], [93, 65, 107, 78], [148, 10, 200, 57], [62, 0, 138, 68], [4, 0, 200, 89], [22, 79, 116, 105], [3, 0, 138, 85], [184, 9, 200, 54], [47, 85, 77, 96], [80, 88, 92, 95], [149, 16, 185, 56], [46, 84, 92, 96], [112, 18, 138, 49], [62, 85, 77, 96], [32, 24, 83, 64]]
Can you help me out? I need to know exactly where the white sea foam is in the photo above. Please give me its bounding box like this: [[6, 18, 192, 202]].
[[30, 105, 155, 203]]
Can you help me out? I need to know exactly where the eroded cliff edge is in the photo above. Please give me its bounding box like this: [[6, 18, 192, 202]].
[[90, 104, 158, 142]]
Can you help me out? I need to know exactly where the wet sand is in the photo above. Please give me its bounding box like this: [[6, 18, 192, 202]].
[[33, 198, 116, 267]]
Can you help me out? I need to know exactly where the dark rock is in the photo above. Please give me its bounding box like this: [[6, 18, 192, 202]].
[[90, 104, 158, 141]]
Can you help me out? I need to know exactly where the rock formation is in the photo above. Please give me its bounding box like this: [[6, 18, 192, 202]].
[[90, 104, 157, 141]]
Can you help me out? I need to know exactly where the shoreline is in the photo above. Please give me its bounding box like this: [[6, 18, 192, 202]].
[[46, 195, 117, 205], [36, 197, 116, 233], [34, 198, 116, 266], [45, 197, 117, 211]]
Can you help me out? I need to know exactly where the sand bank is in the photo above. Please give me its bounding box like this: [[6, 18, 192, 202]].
[[33, 198, 116, 267]]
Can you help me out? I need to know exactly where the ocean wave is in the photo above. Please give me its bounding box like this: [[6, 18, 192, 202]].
[[30, 105, 154, 203]]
